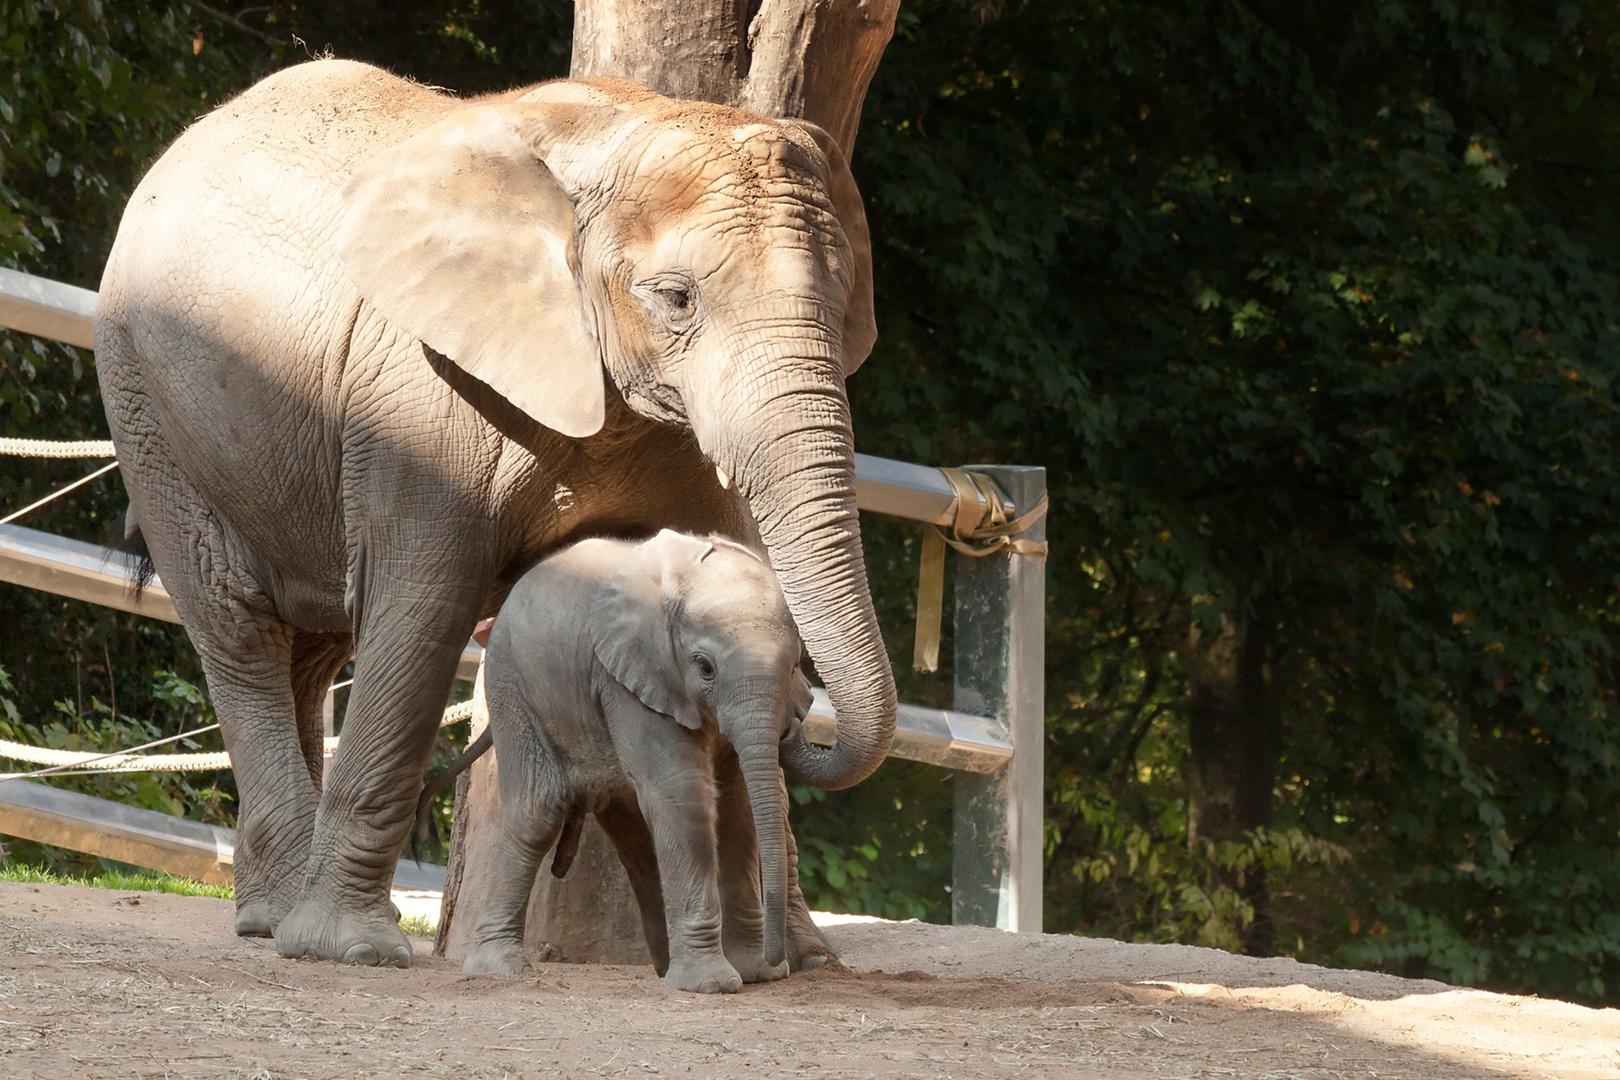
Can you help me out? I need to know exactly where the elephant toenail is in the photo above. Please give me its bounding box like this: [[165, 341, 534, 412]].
[[388, 946, 412, 967], [342, 943, 381, 965], [801, 954, 829, 970]]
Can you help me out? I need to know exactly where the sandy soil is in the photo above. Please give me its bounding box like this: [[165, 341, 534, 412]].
[[1, 881, 1616, 1080]]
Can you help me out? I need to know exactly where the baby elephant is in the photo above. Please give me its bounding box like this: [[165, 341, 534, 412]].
[[464, 530, 809, 993]]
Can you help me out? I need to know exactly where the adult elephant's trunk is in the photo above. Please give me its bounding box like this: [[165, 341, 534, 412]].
[[710, 371, 897, 791], [732, 724, 788, 967]]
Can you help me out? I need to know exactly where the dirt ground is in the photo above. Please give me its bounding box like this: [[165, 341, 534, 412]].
[[1, 881, 1616, 1080]]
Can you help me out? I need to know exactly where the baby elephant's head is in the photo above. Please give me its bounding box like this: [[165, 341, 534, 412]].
[[589, 528, 809, 967]]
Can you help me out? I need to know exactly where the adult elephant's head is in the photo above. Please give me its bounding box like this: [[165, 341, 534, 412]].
[[337, 78, 893, 789]]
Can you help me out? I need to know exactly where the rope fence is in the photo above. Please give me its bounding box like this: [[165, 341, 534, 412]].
[[0, 698, 478, 778], [0, 433, 480, 779], [0, 438, 117, 458]]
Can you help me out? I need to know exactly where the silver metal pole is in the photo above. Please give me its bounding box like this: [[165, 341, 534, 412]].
[[950, 465, 1046, 933]]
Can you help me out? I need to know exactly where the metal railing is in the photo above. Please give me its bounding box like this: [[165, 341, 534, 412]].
[[0, 267, 1045, 933]]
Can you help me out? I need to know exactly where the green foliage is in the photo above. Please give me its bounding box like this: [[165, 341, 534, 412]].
[[842, 0, 1620, 1003], [0, 0, 248, 279], [1051, 758, 1352, 953], [789, 760, 950, 922], [0, 664, 231, 874], [0, 861, 234, 900], [408, 680, 476, 866]]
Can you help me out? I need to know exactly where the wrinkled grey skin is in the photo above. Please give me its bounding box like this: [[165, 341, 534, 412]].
[[93, 60, 895, 967], [466, 530, 813, 993]]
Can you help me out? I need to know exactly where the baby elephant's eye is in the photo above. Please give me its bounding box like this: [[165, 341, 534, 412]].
[[693, 654, 716, 681]]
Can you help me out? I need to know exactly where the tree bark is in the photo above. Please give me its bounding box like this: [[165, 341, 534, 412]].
[[571, 0, 900, 155], [436, 0, 899, 966], [1185, 607, 1280, 956]]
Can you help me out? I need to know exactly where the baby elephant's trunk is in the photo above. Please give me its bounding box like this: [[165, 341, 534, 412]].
[[736, 726, 787, 969]]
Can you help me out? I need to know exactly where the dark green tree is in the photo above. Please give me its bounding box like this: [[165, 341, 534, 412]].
[[826, 0, 1620, 1002]]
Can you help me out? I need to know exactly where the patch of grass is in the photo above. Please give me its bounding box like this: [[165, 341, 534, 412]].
[[0, 862, 235, 900], [6, 862, 440, 936]]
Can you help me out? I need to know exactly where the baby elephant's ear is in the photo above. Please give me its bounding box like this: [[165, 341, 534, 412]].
[[588, 533, 705, 731]]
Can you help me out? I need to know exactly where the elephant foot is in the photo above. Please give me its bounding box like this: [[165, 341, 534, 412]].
[[664, 955, 743, 994], [786, 923, 836, 972], [234, 898, 275, 938], [724, 944, 789, 984], [273, 898, 412, 967], [464, 939, 532, 975]]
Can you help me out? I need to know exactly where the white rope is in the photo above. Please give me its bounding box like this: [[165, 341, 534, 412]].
[[0, 459, 120, 525], [0, 699, 478, 776], [0, 438, 117, 458], [0, 741, 235, 773], [0, 722, 224, 779]]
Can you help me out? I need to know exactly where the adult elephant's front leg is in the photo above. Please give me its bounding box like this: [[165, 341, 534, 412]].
[[273, 587, 479, 967]]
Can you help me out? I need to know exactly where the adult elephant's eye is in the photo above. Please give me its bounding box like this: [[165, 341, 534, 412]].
[[638, 274, 698, 329], [693, 653, 716, 681], [658, 285, 693, 321]]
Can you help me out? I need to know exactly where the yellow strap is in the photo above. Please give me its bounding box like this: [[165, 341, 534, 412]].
[[913, 526, 947, 673], [913, 472, 1048, 673]]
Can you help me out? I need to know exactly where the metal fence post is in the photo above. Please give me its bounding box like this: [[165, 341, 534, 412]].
[[950, 465, 1046, 932]]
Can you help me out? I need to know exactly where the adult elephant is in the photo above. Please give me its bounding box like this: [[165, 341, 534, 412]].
[[95, 60, 896, 967]]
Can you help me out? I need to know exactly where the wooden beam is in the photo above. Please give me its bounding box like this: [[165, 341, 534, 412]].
[[0, 266, 95, 349], [0, 778, 446, 891], [0, 523, 485, 680]]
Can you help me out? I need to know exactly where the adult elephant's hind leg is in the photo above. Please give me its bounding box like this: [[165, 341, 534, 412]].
[[273, 593, 476, 967], [137, 508, 315, 938], [598, 796, 672, 977], [195, 618, 317, 939], [95, 331, 316, 939]]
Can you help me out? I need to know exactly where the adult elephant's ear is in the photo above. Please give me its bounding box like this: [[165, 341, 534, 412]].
[[338, 106, 605, 438], [589, 531, 709, 731], [787, 119, 877, 376]]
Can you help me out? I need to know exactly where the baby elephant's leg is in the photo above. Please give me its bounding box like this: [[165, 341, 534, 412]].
[[464, 801, 565, 974], [713, 748, 787, 984], [633, 772, 740, 993]]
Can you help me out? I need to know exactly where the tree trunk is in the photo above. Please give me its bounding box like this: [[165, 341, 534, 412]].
[[572, 0, 900, 155], [1185, 607, 1280, 956], [435, 0, 899, 966]]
